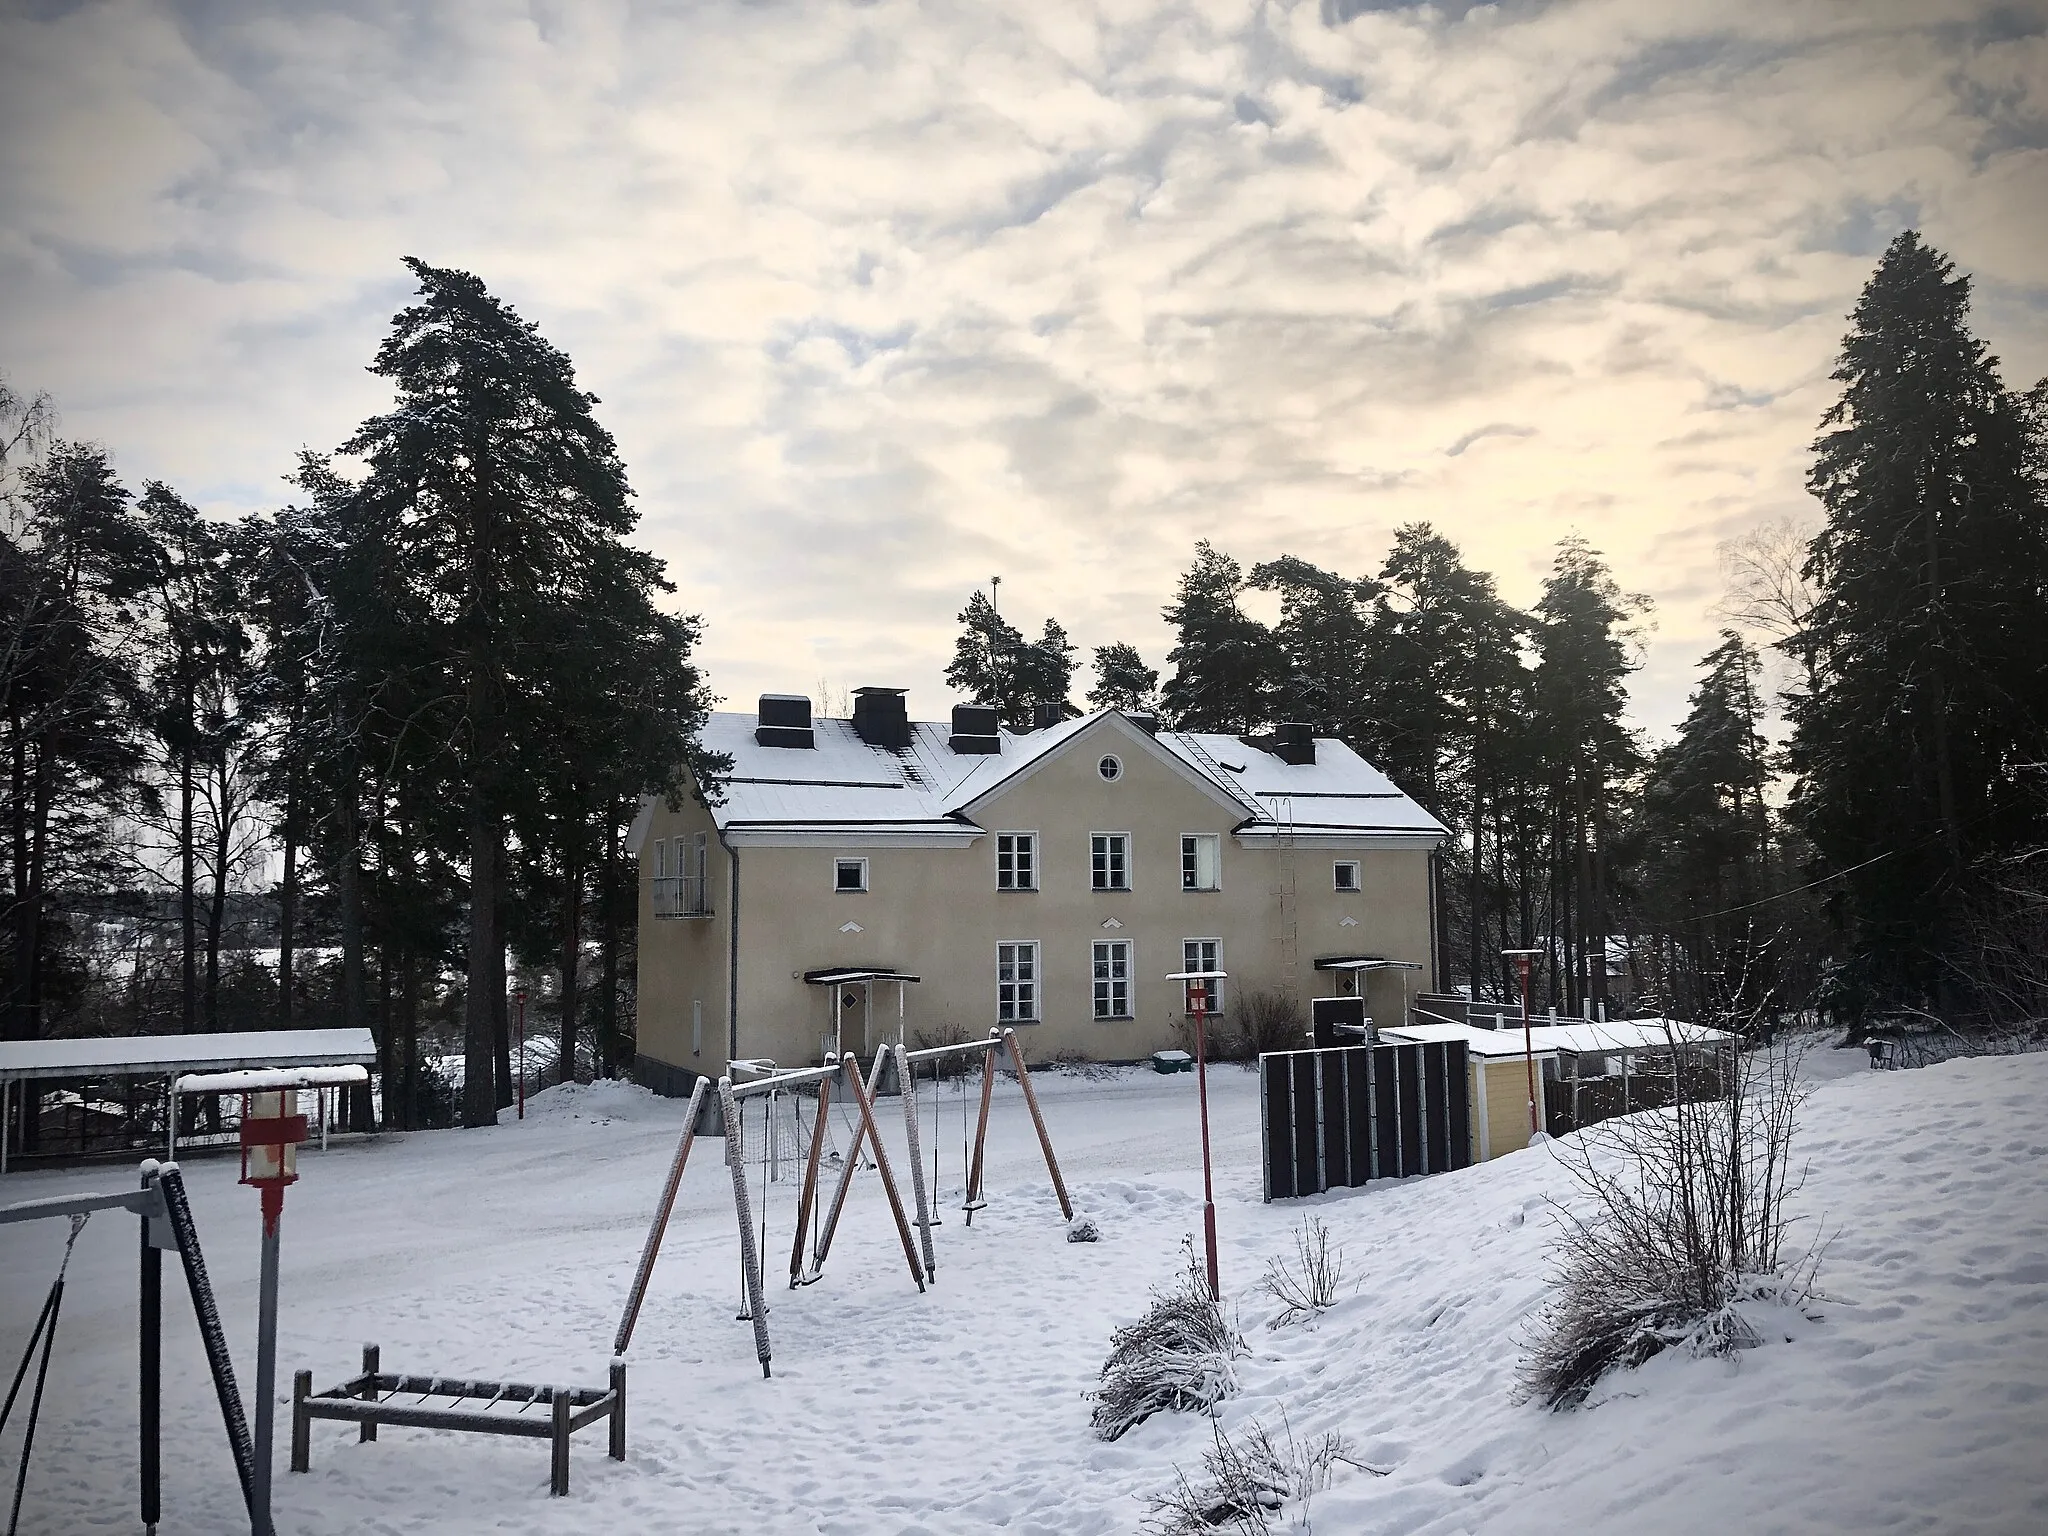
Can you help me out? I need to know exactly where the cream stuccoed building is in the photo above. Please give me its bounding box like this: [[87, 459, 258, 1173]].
[[626, 688, 1449, 1096]]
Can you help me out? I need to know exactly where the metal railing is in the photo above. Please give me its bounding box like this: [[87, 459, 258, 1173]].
[[651, 874, 712, 919]]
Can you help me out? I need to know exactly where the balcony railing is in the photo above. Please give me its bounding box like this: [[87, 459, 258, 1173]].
[[651, 874, 712, 920]]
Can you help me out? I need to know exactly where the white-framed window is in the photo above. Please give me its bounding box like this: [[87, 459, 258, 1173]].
[[1097, 754, 1123, 782], [1091, 833, 1130, 891], [834, 857, 868, 893], [1092, 940, 1132, 1019], [652, 834, 712, 918], [998, 941, 1040, 1022], [997, 832, 1037, 891], [1333, 860, 1361, 892], [1181, 834, 1221, 891], [1181, 938, 1223, 1013]]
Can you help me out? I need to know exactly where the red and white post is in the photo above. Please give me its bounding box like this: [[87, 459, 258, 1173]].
[[240, 1088, 307, 1536], [1168, 968, 1228, 1302]]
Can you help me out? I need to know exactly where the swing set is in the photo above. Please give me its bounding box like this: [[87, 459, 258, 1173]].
[[0, 1161, 254, 1536], [613, 1026, 1072, 1377]]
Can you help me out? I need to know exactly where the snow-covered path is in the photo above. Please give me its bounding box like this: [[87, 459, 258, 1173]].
[[3, 1048, 2045, 1533]]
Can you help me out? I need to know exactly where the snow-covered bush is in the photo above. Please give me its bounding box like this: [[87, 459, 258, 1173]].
[[1091, 1238, 1244, 1442], [1068, 1214, 1101, 1243], [1257, 1217, 1344, 1329], [1520, 1030, 1821, 1409], [1145, 1415, 1361, 1534]]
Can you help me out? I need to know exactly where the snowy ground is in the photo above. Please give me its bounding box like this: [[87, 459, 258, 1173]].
[[4, 1040, 2046, 1534]]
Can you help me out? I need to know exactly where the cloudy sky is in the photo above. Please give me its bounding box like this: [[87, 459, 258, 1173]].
[[4, 0, 2045, 738]]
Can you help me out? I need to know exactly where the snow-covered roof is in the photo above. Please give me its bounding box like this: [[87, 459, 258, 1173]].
[[1380, 1017, 1734, 1060], [686, 708, 1448, 844], [1380, 1021, 1551, 1058], [0, 1028, 379, 1082]]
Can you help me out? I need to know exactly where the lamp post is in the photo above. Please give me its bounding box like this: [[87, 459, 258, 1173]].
[[1166, 968, 1228, 1301], [1502, 948, 1545, 1145], [240, 1087, 307, 1536]]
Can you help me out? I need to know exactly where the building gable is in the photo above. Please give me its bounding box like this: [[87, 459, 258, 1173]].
[[951, 713, 1251, 827]]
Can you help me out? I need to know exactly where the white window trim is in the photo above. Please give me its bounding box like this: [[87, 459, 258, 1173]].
[[1180, 937, 1224, 1014], [1090, 831, 1133, 892], [1333, 859, 1361, 892], [1092, 938, 1134, 1020], [996, 830, 1040, 892], [997, 939, 1041, 1023], [834, 856, 869, 893], [1181, 833, 1221, 892], [1097, 753, 1123, 781]]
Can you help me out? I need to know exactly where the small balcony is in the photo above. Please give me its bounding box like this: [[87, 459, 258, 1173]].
[[652, 874, 713, 920]]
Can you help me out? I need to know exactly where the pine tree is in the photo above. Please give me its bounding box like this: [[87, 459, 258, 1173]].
[[945, 593, 1075, 724], [1787, 232, 2048, 1022], [1532, 536, 1649, 1013], [1087, 642, 1159, 713], [1160, 542, 1282, 732], [1633, 633, 1772, 1019], [340, 257, 653, 1127], [1248, 555, 1376, 742]]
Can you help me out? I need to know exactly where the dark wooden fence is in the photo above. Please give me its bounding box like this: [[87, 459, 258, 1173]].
[[1259, 1040, 1471, 1201]]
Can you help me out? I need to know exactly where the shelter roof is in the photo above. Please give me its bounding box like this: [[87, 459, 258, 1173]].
[[1379, 1021, 1548, 1058], [0, 1028, 379, 1083]]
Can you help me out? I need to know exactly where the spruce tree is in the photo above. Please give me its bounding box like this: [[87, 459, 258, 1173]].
[[1787, 231, 2048, 1021], [1248, 555, 1376, 743], [1160, 541, 1282, 733], [945, 593, 1074, 724]]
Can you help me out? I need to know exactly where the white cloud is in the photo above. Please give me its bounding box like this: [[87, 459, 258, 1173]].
[[1, 0, 2043, 738]]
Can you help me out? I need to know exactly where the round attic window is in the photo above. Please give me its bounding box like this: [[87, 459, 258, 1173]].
[[1098, 754, 1123, 782]]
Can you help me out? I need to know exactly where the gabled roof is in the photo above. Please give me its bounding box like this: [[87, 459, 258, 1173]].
[[666, 707, 1448, 845]]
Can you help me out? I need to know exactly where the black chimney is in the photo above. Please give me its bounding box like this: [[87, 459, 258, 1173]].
[[1029, 701, 1066, 733], [949, 703, 1001, 754], [1125, 712, 1160, 736], [756, 693, 814, 748], [851, 687, 911, 748], [1274, 721, 1315, 765]]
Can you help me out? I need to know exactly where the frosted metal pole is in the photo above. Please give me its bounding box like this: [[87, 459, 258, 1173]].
[[252, 1188, 282, 1536]]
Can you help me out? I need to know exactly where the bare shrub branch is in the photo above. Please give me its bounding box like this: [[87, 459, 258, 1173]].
[[1258, 1217, 1344, 1329], [1145, 1413, 1362, 1535]]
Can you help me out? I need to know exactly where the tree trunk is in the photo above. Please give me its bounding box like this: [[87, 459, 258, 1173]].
[[463, 793, 500, 1128], [180, 701, 196, 1033], [278, 784, 297, 1026], [598, 810, 622, 1077], [337, 746, 373, 1125], [558, 844, 583, 1088], [492, 890, 512, 1111], [204, 759, 229, 1033]]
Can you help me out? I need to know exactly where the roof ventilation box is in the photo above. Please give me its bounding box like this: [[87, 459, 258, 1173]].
[[1126, 712, 1161, 735], [1029, 701, 1067, 733], [1274, 721, 1316, 765], [756, 693, 815, 748], [949, 703, 1001, 754], [851, 687, 911, 748]]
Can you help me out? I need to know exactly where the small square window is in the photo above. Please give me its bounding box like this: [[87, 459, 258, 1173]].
[[1181, 938, 1223, 1013], [1333, 860, 1361, 892], [1181, 834, 1220, 891], [835, 858, 868, 893], [1091, 833, 1130, 891]]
